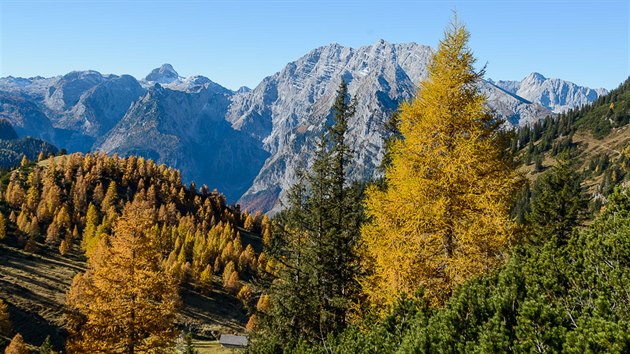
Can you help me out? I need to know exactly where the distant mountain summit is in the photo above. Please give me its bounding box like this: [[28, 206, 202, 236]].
[[491, 72, 607, 114], [142, 64, 232, 94], [0, 41, 607, 211], [144, 63, 180, 83]]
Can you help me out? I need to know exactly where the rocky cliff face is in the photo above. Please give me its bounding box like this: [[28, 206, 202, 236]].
[[491, 72, 608, 114], [228, 40, 434, 212], [0, 92, 57, 142], [95, 83, 269, 201], [64, 74, 146, 137], [44, 70, 107, 112], [1, 71, 147, 151], [0, 43, 607, 211], [481, 81, 552, 126], [228, 41, 607, 212]]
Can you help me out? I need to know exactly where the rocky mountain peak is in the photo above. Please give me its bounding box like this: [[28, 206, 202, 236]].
[[230, 42, 605, 213], [236, 86, 251, 94], [45, 70, 106, 111], [514, 73, 607, 113], [522, 72, 547, 85], [144, 64, 180, 83], [61, 70, 105, 83]]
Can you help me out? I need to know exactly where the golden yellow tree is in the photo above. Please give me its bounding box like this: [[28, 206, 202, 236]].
[[199, 264, 213, 294], [59, 239, 69, 256], [243, 212, 254, 231], [66, 197, 179, 352], [237, 284, 252, 304], [5, 333, 28, 354], [101, 181, 118, 213], [361, 18, 518, 308], [80, 203, 99, 256], [0, 212, 6, 240], [246, 314, 257, 332]]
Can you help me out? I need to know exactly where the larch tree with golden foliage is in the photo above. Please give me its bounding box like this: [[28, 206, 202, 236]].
[[0, 212, 6, 240], [361, 18, 518, 309], [5, 333, 28, 354], [66, 197, 179, 352]]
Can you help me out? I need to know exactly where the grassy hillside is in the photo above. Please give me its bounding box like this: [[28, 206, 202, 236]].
[[512, 77, 630, 211]]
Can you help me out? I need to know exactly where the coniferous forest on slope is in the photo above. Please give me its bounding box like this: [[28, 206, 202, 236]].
[[1, 18, 630, 353]]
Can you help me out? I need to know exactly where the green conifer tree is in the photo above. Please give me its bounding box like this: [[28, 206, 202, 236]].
[[526, 158, 588, 246], [39, 335, 53, 354], [253, 80, 363, 351]]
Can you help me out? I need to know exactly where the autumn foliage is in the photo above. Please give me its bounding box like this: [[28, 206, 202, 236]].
[[66, 197, 180, 352], [0, 152, 266, 350], [4, 333, 27, 354], [2, 152, 264, 291], [361, 19, 518, 308]]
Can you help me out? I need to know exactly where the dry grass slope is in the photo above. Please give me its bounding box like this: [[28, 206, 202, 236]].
[[519, 124, 630, 193]]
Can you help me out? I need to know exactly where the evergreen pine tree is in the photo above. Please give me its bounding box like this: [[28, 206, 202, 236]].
[[378, 111, 402, 175], [526, 158, 588, 247], [320, 80, 363, 332], [253, 80, 363, 350], [38, 336, 53, 354], [182, 332, 197, 354]]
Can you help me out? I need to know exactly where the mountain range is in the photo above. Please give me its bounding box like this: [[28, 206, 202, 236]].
[[0, 40, 608, 211]]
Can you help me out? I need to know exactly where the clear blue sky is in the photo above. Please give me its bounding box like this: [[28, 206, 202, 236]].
[[1, 0, 628, 90]]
